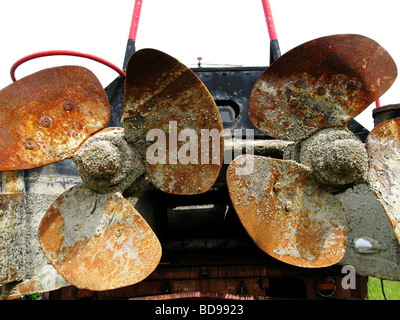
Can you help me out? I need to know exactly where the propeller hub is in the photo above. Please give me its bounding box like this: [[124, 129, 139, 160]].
[[300, 128, 369, 190], [73, 128, 146, 193], [80, 141, 120, 178]]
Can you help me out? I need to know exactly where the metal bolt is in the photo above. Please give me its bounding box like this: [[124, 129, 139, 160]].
[[346, 80, 357, 90], [285, 201, 293, 211], [40, 117, 52, 128], [303, 217, 311, 228], [63, 101, 74, 111], [289, 97, 299, 107], [24, 139, 35, 150], [115, 228, 122, 237], [317, 86, 326, 96], [273, 182, 281, 192], [71, 131, 80, 139]]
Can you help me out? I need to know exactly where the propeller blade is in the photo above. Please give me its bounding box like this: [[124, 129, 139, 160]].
[[0, 66, 110, 171], [249, 34, 397, 140], [367, 118, 400, 245], [122, 49, 224, 195], [38, 185, 161, 291], [226, 155, 347, 268]]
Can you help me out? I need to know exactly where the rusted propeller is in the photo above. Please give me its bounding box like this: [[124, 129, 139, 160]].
[[37, 127, 162, 292], [0, 66, 110, 171], [226, 155, 347, 268], [122, 48, 224, 195], [367, 118, 400, 246], [227, 34, 398, 268], [38, 185, 161, 291], [249, 34, 397, 141], [35, 49, 224, 291]]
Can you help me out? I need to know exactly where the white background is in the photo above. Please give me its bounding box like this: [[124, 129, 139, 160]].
[[0, 0, 399, 131]]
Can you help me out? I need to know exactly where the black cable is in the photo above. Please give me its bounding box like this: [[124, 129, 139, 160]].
[[381, 279, 387, 300]]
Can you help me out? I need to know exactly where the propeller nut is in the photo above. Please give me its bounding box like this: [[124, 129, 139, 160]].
[[73, 128, 145, 193], [80, 141, 120, 178], [300, 128, 369, 190]]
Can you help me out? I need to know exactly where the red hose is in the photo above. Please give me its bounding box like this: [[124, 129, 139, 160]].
[[128, 0, 143, 41], [10, 50, 126, 82], [261, 0, 278, 41]]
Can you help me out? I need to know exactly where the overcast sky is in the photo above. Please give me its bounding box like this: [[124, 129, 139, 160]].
[[0, 0, 399, 131]]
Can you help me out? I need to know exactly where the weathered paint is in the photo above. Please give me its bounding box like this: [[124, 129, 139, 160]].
[[1, 264, 69, 300], [122, 49, 224, 195], [226, 155, 347, 268], [0, 66, 110, 171], [367, 118, 400, 245], [0, 194, 25, 283], [38, 185, 162, 291], [0, 169, 71, 299], [0, 171, 25, 284], [249, 34, 397, 141]]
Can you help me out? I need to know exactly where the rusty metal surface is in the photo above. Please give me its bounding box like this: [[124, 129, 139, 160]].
[[38, 185, 162, 291], [367, 118, 400, 245], [249, 34, 397, 141], [0, 66, 110, 171], [122, 49, 223, 195], [226, 155, 347, 268]]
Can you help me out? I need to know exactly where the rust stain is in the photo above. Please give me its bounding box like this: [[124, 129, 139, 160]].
[[367, 118, 400, 245], [0, 66, 110, 171], [249, 34, 397, 141], [226, 155, 347, 268], [38, 185, 162, 291], [0, 279, 38, 300], [122, 49, 224, 195]]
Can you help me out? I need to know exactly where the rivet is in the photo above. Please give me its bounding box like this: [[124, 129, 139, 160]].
[[347, 80, 357, 90], [74, 224, 80, 231], [63, 101, 74, 111], [273, 182, 281, 192], [289, 97, 299, 107], [303, 217, 311, 228], [115, 228, 122, 237], [71, 131, 80, 139], [95, 229, 101, 237], [285, 201, 293, 211], [317, 86, 326, 96], [40, 117, 52, 128], [24, 139, 35, 150]]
